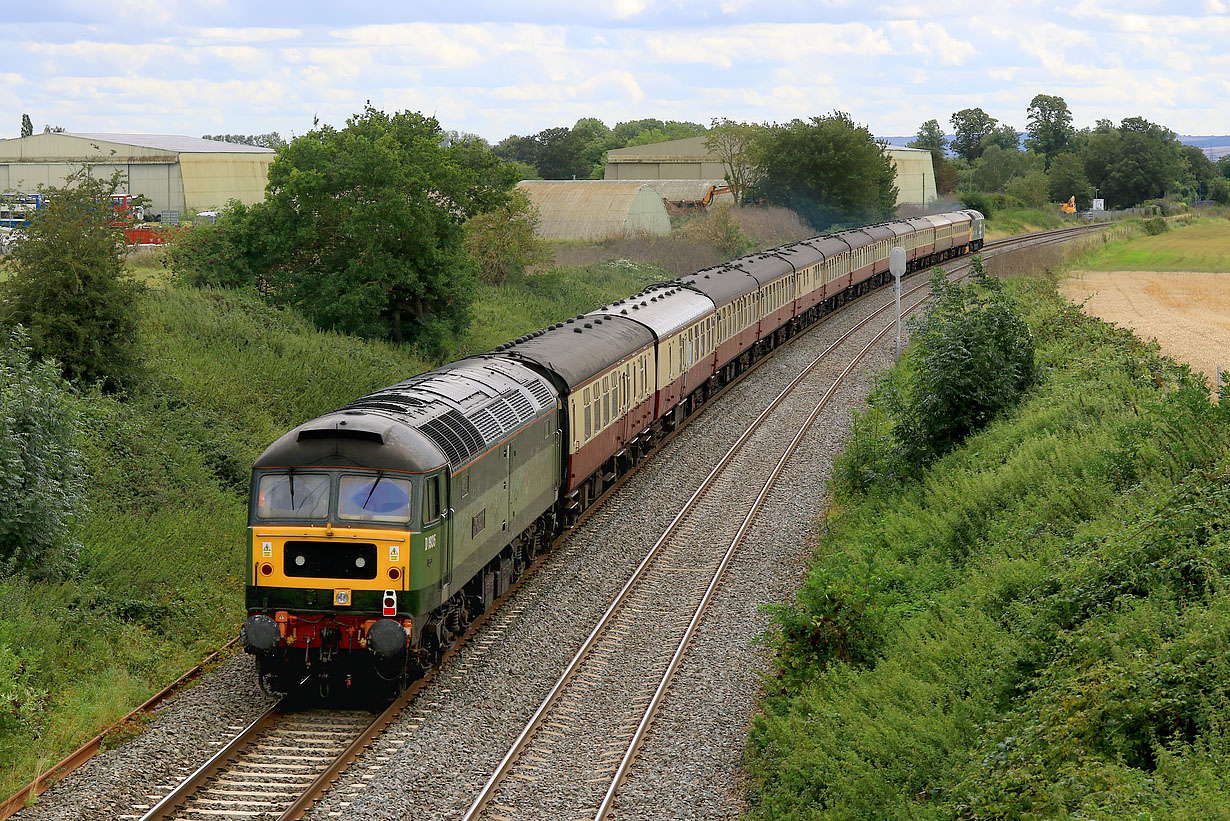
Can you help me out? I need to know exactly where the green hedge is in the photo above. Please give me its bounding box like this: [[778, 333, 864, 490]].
[[746, 273, 1230, 819]]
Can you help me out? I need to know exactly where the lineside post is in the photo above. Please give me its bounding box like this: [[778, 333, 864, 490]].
[[890, 246, 906, 362]]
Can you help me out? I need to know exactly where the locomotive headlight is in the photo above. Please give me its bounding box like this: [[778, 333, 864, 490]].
[[294, 554, 306, 567], [355, 556, 366, 569], [334, 588, 352, 606]]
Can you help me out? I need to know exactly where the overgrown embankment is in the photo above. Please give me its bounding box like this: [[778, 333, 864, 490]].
[[0, 258, 668, 798], [745, 251, 1230, 817]]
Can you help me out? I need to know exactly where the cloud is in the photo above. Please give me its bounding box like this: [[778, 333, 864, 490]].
[[2, 3, 1226, 141]]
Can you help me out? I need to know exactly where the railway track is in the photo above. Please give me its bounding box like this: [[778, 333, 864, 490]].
[[5, 223, 1105, 821], [456, 239, 1011, 820]]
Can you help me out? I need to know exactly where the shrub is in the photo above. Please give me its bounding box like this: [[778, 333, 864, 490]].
[[1143, 216, 1170, 235], [959, 190, 994, 216], [679, 204, 755, 260], [163, 200, 261, 290], [897, 258, 1036, 464], [0, 327, 85, 578], [0, 167, 142, 390], [464, 189, 551, 284]]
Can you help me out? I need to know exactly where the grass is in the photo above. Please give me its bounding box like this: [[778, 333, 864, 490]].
[[461, 261, 670, 356], [982, 207, 1070, 240], [743, 232, 1230, 818], [1083, 216, 1230, 272]]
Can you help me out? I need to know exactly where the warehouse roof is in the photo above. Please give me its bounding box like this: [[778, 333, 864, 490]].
[[66, 133, 275, 154]]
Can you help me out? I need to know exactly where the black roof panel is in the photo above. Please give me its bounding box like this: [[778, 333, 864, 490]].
[[490, 313, 654, 390]]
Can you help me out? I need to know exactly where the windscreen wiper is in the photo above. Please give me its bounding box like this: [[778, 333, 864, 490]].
[[362, 472, 385, 510]]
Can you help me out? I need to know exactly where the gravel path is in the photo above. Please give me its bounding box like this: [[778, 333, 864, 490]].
[[11, 269, 922, 821]]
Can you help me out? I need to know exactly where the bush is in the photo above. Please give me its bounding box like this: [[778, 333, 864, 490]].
[[0, 167, 142, 390], [1144, 216, 1170, 235], [0, 327, 85, 578], [163, 200, 261, 290], [900, 258, 1036, 464], [959, 190, 994, 216], [679, 203, 755, 259], [464, 188, 551, 284]]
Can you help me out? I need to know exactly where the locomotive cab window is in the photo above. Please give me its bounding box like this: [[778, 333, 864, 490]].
[[422, 475, 441, 523], [338, 475, 412, 523], [256, 473, 330, 520]]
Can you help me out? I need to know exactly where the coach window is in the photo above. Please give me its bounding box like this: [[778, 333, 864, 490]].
[[584, 389, 592, 440]]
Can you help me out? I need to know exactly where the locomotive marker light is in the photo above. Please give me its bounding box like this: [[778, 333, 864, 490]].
[[890, 246, 906, 361]]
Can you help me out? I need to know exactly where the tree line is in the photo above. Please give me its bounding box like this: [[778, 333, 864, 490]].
[[906, 95, 1229, 211]]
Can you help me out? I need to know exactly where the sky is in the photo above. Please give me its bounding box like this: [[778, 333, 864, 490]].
[[4, 1, 1227, 144]]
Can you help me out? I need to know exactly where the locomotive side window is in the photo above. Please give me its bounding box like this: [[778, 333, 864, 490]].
[[257, 473, 330, 519], [338, 475, 412, 523], [422, 475, 441, 523]]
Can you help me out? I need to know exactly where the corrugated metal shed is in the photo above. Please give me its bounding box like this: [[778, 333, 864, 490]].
[[615, 179, 734, 208], [516, 180, 671, 241], [605, 137, 937, 207], [0, 132, 274, 215]]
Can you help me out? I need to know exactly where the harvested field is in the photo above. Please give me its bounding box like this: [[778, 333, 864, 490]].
[[1060, 269, 1230, 397]]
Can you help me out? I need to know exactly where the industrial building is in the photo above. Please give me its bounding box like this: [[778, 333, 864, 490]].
[[605, 137, 938, 208], [0, 132, 274, 216], [516, 180, 671, 240]]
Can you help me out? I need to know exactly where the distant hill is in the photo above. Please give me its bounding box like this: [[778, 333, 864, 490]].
[[881, 134, 1230, 159]]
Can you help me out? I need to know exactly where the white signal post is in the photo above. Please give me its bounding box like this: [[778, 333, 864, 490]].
[[890, 246, 906, 361]]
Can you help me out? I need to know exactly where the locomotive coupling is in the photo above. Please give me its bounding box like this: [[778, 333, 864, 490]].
[[366, 618, 408, 658], [241, 614, 280, 653]]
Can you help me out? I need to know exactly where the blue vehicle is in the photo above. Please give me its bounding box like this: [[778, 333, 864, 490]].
[[0, 194, 47, 230]]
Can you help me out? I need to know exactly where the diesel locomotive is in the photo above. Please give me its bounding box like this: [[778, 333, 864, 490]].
[[240, 209, 984, 693]]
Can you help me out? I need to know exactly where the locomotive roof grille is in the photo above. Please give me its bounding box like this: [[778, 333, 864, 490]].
[[418, 409, 486, 469]]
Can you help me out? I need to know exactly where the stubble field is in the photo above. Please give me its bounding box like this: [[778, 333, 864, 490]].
[[1061, 219, 1230, 396]]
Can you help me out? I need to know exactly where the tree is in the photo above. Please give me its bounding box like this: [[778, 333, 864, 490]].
[[533, 127, 589, 179], [1179, 144, 1218, 198], [1217, 155, 1230, 179], [950, 108, 998, 162], [0, 326, 85, 579], [199, 105, 519, 353], [706, 118, 765, 204], [907, 119, 948, 161], [20, 114, 32, 138], [1004, 170, 1050, 207], [751, 112, 897, 231], [981, 123, 1021, 154], [571, 118, 621, 178], [972, 145, 1042, 192], [1100, 117, 1185, 208], [201, 133, 286, 148], [464, 188, 551, 284], [1047, 152, 1093, 209], [1025, 94, 1075, 167], [0, 167, 141, 389]]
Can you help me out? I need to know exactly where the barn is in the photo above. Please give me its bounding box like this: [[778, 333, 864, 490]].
[[516, 180, 671, 240], [0, 132, 274, 217], [604, 136, 937, 207]]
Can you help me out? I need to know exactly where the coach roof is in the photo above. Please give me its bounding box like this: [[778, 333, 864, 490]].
[[490, 314, 655, 391]]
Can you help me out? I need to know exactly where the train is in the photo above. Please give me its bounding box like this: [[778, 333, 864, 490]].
[[240, 209, 985, 693]]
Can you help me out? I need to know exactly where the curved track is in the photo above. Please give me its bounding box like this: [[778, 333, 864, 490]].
[[4, 223, 1108, 821]]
